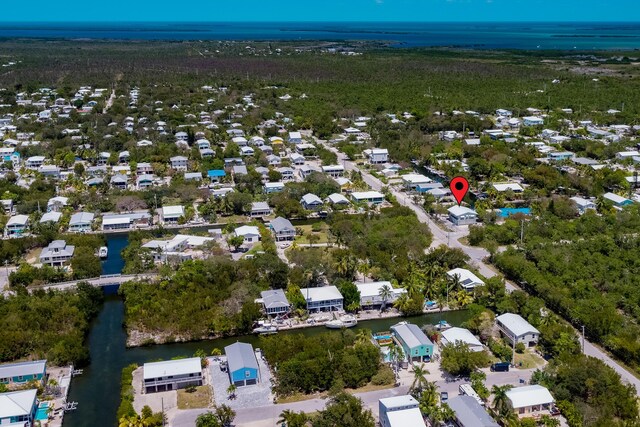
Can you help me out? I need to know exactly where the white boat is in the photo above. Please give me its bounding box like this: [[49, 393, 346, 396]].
[[326, 315, 358, 329], [435, 320, 452, 331], [98, 246, 108, 259], [252, 325, 278, 335]]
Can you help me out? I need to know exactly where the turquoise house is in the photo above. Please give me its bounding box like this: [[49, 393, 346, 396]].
[[0, 389, 38, 425], [0, 360, 46, 386], [391, 322, 435, 363], [225, 342, 260, 387]]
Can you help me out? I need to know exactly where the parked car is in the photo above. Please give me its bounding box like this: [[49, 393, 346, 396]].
[[440, 391, 448, 402], [490, 362, 510, 372]]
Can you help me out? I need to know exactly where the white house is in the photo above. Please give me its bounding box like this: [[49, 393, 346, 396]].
[[440, 327, 484, 352], [492, 183, 524, 193], [143, 358, 203, 394], [446, 268, 484, 291], [288, 131, 302, 144], [402, 174, 432, 190], [356, 281, 406, 308], [379, 395, 426, 427], [523, 116, 544, 126], [603, 192, 633, 208], [170, 156, 188, 171], [0, 389, 39, 427], [326, 193, 350, 206], [249, 202, 271, 218], [39, 240, 75, 267], [264, 182, 285, 194], [448, 206, 477, 226], [69, 212, 94, 233], [5, 214, 29, 237], [364, 148, 389, 164], [496, 313, 540, 347], [351, 191, 385, 205], [321, 165, 345, 178], [300, 193, 323, 210], [161, 205, 185, 224], [299, 286, 343, 312], [234, 225, 261, 243], [570, 197, 596, 214], [505, 385, 555, 417]]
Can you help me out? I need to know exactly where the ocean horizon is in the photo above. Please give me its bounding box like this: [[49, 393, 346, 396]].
[[0, 22, 639, 50]]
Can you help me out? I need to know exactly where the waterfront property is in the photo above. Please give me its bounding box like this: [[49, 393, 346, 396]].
[[378, 395, 426, 427], [299, 286, 344, 312], [143, 358, 203, 393], [496, 313, 540, 347], [160, 205, 185, 224], [69, 212, 94, 233], [234, 225, 260, 243], [249, 202, 271, 218], [440, 327, 484, 352], [448, 206, 477, 226], [257, 289, 290, 317], [270, 217, 296, 241], [39, 240, 75, 267], [356, 281, 406, 308], [390, 322, 435, 362], [505, 385, 555, 418], [300, 193, 323, 210], [446, 268, 484, 291], [448, 395, 499, 427], [102, 211, 152, 231], [603, 192, 633, 209], [350, 191, 385, 205], [0, 389, 38, 426], [0, 360, 46, 387], [224, 342, 260, 387]]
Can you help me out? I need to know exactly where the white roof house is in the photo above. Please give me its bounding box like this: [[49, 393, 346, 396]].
[[162, 205, 185, 220], [496, 313, 540, 346], [446, 268, 484, 290], [0, 389, 38, 423], [492, 183, 524, 193], [402, 174, 432, 188], [143, 357, 201, 381], [506, 385, 554, 410], [379, 395, 425, 427], [299, 286, 343, 311], [440, 327, 484, 352], [603, 192, 632, 207], [356, 281, 406, 307], [326, 193, 350, 205], [235, 226, 261, 243]]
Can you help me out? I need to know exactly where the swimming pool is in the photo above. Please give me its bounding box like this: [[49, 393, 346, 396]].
[[498, 207, 531, 218], [35, 402, 49, 421]]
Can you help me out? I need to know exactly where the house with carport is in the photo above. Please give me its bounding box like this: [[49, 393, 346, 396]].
[[143, 358, 203, 393], [391, 321, 435, 362]]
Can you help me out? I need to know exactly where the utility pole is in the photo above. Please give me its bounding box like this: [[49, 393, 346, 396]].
[[582, 325, 585, 354], [161, 397, 165, 427], [520, 220, 524, 246]]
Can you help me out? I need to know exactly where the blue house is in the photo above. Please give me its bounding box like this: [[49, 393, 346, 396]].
[[391, 322, 435, 363], [208, 169, 226, 182], [0, 389, 39, 426], [0, 360, 47, 386], [224, 342, 260, 387]]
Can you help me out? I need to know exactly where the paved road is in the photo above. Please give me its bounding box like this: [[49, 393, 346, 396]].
[[323, 140, 640, 393], [32, 273, 159, 291]]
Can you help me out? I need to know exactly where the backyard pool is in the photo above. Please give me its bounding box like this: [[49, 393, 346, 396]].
[[36, 402, 49, 421], [498, 207, 531, 218]]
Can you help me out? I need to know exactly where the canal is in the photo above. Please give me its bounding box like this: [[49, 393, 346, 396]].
[[63, 232, 472, 427]]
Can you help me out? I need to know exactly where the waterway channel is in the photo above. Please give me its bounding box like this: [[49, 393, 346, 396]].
[[63, 232, 472, 427]]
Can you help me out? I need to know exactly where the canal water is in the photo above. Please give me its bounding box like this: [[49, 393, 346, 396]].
[[63, 232, 471, 427]]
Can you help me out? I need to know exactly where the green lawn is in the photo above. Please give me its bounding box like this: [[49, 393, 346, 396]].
[[513, 351, 546, 369], [177, 385, 212, 409], [294, 224, 330, 244]]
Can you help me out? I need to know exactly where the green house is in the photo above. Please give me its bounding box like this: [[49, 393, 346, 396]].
[[391, 322, 435, 362]]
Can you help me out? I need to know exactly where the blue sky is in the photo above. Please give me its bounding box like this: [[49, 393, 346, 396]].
[[2, 0, 639, 22]]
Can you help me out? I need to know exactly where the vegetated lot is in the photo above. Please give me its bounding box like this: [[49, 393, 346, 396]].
[[177, 385, 212, 410]]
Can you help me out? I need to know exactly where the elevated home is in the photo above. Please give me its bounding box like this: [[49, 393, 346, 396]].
[[143, 358, 202, 394], [258, 289, 291, 317], [288, 131, 303, 144], [266, 154, 281, 166], [136, 162, 153, 175], [234, 225, 260, 243], [264, 182, 285, 194], [391, 322, 435, 362], [321, 165, 345, 178], [102, 212, 152, 231], [326, 193, 350, 206], [299, 286, 343, 312], [47, 196, 69, 212], [69, 212, 94, 233], [5, 215, 29, 237], [184, 172, 203, 181], [39, 165, 61, 179], [240, 146, 255, 156], [289, 153, 305, 165], [603, 192, 633, 208], [492, 183, 524, 193], [208, 169, 226, 182], [448, 206, 477, 226], [0, 360, 46, 387], [270, 217, 295, 241], [143, 234, 215, 262], [446, 268, 484, 291], [225, 342, 260, 387], [110, 175, 128, 190], [161, 205, 184, 224], [379, 395, 425, 427], [0, 389, 38, 427], [547, 151, 574, 162], [356, 281, 406, 308], [402, 173, 432, 191], [448, 395, 499, 427], [496, 313, 540, 347], [136, 174, 155, 190], [249, 202, 271, 218], [570, 197, 596, 214], [25, 156, 45, 169], [300, 193, 323, 210], [440, 327, 484, 352], [40, 211, 62, 225], [364, 148, 389, 164], [351, 191, 385, 205], [278, 167, 294, 180], [506, 385, 555, 418], [232, 165, 248, 176], [523, 116, 544, 126], [39, 240, 75, 267], [170, 156, 188, 171]]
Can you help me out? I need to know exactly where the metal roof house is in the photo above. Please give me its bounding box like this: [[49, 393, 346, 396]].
[[299, 286, 343, 312], [69, 212, 94, 233], [506, 385, 555, 418], [224, 342, 260, 387], [448, 395, 499, 427], [440, 327, 484, 352], [161, 205, 185, 224], [39, 240, 75, 267], [446, 268, 485, 291], [300, 193, 323, 210], [0, 360, 47, 386], [378, 395, 426, 427], [391, 322, 435, 362], [496, 313, 540, 347], [447, 206, 477, 226], [258, 289, 290, 317], [5, 214, 29, 237], [270, 217, 295, 241], [0, 389, 38, 427], [356, 281, 406, 308], [143, 357, 202, 393]]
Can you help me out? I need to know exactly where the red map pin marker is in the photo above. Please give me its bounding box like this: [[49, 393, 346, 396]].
[[450, 176, 469, 206]]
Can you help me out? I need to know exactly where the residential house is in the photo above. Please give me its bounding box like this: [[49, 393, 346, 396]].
[[161, 205, 184, 224], [264, 182, 285, 194], [110, 175, 128, 190], [184, 172, 203, 181], [289, 153, 305, 165], [39, 240, 75, 267], [47, 196, 69, 212], [25, 155, 45, 169], [119, 151, 130, 163], [69, 212, 94, 233], [266, 155, 281, 166], [325, 193, 350, 206], [0, 389, 38, 427], [234, 225, 261, 243], [170, 156, 188, 171], [270, 217, 296, 241], [288, 131, 303, 144], [570, 197, 596, 214], [232, 165, 248, 176], [391, 322, 435, 362], [440, 327, 484, 352], [0, 360, 47, 387], [278, 167, 294, 180], [136, 174, 155, 190], [97, 151, 110, 166], [142, 234, 215, 262], [300, 193, 323, 210], [603, 192, 633, 208], [102, 212, 152, 231], [39, 211, 62, 225], [505, 385, 555, 418], [0, 200, 12, 216], [208, 169, 226, 182], [446, 268, 484, 291], [448, 395, 499, 427], [356, 281, 406, 308], [249, 202, 271, 218], [5, 214, 29, 237], [523, 116, 544, 126], [225, 342, 260, 387], [379, 395, 426, 427], [448, 206, 478, 226], [258, 289, 290, 317], [259, 145, 274, 155], [364, 148, 389, 164], [351, 191, 385, 205], [615, 150, 639, 160], [143, 358, 202, 394], [299, 286, 344, 312], [492, 183, 524, 193], [402, 174, 432, 190], [496, 313, 540, 347], [321, 165, 345, 178], [547, 151, 574, 162], [240, 146, 255, 156]]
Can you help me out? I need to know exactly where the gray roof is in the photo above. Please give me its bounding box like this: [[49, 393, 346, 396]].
[[0, 360, 46, 379], [448, 396, 499, 427], [261, 289, 290, 310], [496, 313, 540, 337], [251, 202, 270, 212], [271, 217, 294, 233], [224, 342, 258, 373], [233, 165, 248, 175], [69, 212, 94, 225], [391, 322, 433, 348]]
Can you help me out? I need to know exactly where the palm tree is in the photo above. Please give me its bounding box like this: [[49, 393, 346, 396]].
[[410, 363, 430, 392], [539, 415, 560, 427], [491, 384, 514, 418], [446, 274, 461, 308], [355, 329, 370, 346], [278, 409, 309, 427], [454, 289, 474, 308], [393, 293, 410, 313], [357, 261, 370, 283], [378, 284, 393, 311], [226, 384, 237, 400], [118, 416, 144, 427]]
